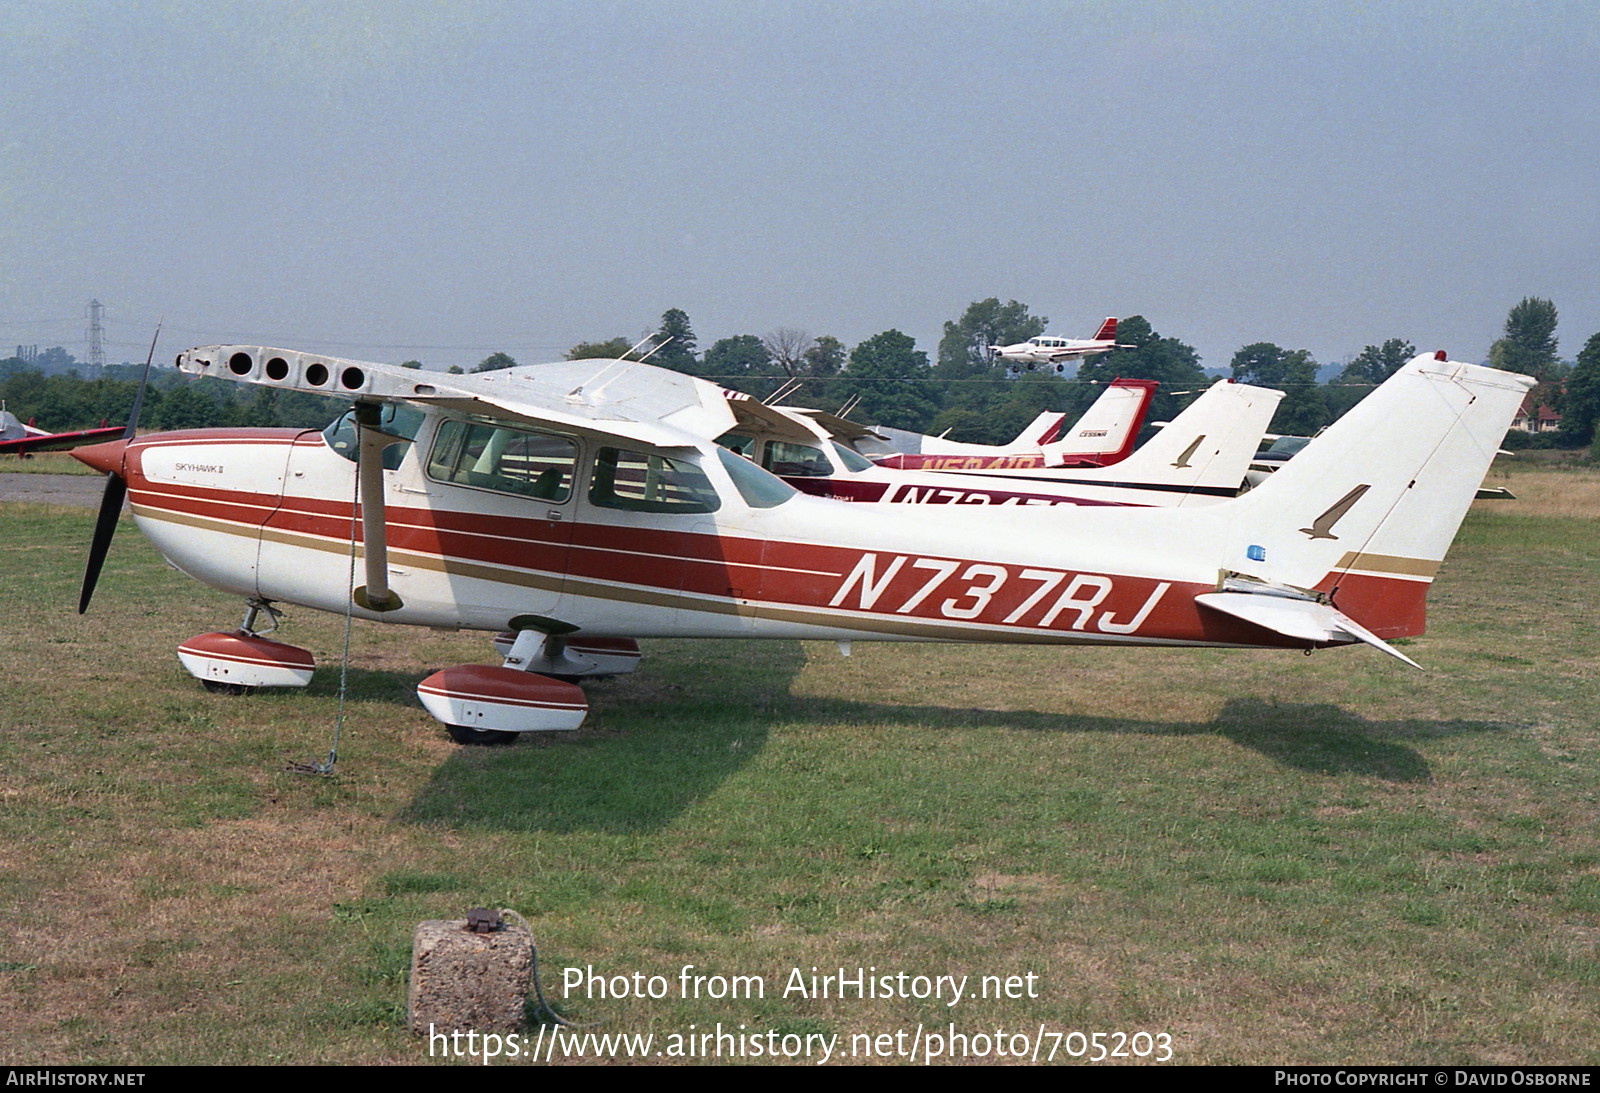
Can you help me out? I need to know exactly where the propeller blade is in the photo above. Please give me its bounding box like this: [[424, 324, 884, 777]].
[[123, 320, 161, 438], [78, 472, 127, 614], [78, 322, 159, 613]]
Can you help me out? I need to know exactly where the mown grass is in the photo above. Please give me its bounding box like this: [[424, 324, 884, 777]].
[[0, 450, 101, 474], [0, 467, 1597, 1065]]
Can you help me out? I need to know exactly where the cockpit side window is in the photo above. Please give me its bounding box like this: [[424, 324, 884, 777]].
[[717, 432, 757, 458], [427, 419, 577, 501], [589, 447, 720, 513]]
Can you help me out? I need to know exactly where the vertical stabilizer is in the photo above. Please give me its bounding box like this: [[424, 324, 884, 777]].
[[1215, 354, 1531, 635], [1107, 379, 1284, 502], [1042, 379, 1156, 464]]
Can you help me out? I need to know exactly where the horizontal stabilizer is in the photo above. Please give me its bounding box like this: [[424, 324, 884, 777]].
[[1196, 591, 1422, 670]]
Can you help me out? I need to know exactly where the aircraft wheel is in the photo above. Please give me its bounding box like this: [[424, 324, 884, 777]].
[[446, 725, 518, 746], [202, 679, 256, 696]]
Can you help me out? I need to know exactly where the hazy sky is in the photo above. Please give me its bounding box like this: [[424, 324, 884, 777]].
[[4, 0, 1597, 372]]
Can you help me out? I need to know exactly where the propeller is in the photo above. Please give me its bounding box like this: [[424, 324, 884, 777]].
[[78, 322, 160, 614]]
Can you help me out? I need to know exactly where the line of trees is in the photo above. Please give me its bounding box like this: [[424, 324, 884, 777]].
[[5, 296, 1597, 450], [0, 361, 346, 434]]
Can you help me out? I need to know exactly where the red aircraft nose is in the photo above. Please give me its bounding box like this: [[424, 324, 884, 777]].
[[72, 437, 130, 476]]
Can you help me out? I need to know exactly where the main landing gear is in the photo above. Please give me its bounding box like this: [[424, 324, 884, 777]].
[[177, 600, 316, 695], [179, 603, 644, 747], [416, 628, 641, 746]]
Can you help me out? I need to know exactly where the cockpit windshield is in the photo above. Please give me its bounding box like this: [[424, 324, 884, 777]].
[[322, 404, 425, 469], [831, 441, 874, 473], [717, 447, 796, 508]]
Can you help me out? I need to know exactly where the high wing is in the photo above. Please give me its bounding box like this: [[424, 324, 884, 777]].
[[784, 407, 888, 450], [174, 346, 736, 452], [171, 345, 756, 622]]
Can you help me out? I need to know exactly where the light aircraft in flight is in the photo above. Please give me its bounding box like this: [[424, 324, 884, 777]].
[[72, 346, 1529, 745], [0, 407, 123, 457], [990, 317, 1129, 372], [725, 377, 1283, 508]]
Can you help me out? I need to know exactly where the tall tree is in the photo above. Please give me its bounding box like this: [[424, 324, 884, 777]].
[[843, 330, 938, 431], [935, 298, 1047, 380], [650, 308, 699, 374], [1074, 315, 1207, 424], [1230, 342, 1327, 435], [1326, 338, 1415, 419], [1559, 332, 1600, 448], [1337, 338, 1415, 385], [473, 351, 519, 372], [567, 338, 633, 360], [702, 335, 772, 391], [762, 328, 816, 378], [1490, 297, 1559, 379], [801, 335, 845, 377]]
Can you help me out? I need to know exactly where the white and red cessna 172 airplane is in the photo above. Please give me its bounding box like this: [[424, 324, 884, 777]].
[[72, 346, 1529, 744], [990, 317, 1129, 371]]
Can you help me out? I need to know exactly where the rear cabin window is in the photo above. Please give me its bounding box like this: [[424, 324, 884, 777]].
[[427, 419, 577, 501], [589, 447, 720, 514]]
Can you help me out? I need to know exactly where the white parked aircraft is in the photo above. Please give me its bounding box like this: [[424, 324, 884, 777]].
[[838, 410, 1066, 460], [73, 346, 1528, 744], [728, 377, 1283, 508], [804, 378, 1154, 464]]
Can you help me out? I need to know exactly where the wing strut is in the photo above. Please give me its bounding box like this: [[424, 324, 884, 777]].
[[351, 402, 403, 612]]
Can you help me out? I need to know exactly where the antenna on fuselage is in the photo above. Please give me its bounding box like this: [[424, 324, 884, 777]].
[[767, 377, 804, 406], [629, 334, 663, 361]]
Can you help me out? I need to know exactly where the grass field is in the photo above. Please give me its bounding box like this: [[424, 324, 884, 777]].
[[1, 460, 1597, 1065], [0, 451, 101, 475]]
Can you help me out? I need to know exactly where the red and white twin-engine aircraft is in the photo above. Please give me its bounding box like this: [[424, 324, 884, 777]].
[[72, 346, 1530, 744], [990, 317, 1130, 372]]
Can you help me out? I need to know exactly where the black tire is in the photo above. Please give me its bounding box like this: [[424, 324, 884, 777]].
[[202, 679, 256, 696], [447, 725, 518, 746]]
